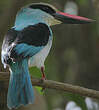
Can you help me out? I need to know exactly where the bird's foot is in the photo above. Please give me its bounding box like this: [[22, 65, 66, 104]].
[[40, 67, 46, 92], [41, 72, 46, 81], [41, 66, 46, 80]]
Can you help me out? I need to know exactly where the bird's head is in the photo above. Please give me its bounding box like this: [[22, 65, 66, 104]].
[[14, 3, 93, 30]]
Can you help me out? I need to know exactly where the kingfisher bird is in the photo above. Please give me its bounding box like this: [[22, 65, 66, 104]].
[[1, 2, 93, 109]]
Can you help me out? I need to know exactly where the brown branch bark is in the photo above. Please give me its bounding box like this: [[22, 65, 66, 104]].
[[0, 72, 99, 100]]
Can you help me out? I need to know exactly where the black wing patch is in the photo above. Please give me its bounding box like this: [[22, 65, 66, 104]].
[[2, 29, 18, 49], [1, 29, 18, 64], [15, 23, 50, 46], [2, 23, 51, 65]]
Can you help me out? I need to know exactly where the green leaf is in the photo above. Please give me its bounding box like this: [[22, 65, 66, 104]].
[[29, 67, 44, 94], [29, 67, 41, 78], [35, 86, 44, 95]]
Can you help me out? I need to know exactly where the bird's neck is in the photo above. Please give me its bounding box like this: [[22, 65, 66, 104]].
[[14, 19, 47, 31]]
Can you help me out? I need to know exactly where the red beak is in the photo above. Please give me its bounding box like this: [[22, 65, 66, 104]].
[[53, 11, 94, 24]]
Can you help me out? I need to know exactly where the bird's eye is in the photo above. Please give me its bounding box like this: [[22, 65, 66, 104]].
[[43, 7, 49, 11], [46, 7, 49, 10]]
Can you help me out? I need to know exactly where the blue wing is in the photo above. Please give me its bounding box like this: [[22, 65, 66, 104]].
[[10, 43, 43, 59]]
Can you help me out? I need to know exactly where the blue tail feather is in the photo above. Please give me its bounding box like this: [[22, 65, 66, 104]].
[[7, 59, 34, 109]]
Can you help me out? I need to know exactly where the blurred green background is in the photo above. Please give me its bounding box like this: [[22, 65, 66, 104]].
[[0, 0, 99, 110]]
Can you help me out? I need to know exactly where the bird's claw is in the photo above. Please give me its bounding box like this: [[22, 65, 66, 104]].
[[40, 66, 46, 92]]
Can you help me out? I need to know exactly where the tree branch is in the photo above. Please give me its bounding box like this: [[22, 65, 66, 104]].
[[0, 72, 99, 100]]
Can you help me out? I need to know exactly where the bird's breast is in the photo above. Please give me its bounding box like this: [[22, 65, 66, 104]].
[[29, 39, 52, 68]]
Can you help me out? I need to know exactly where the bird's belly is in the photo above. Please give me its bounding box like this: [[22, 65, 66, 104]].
[[29, 40, 52, 68]]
